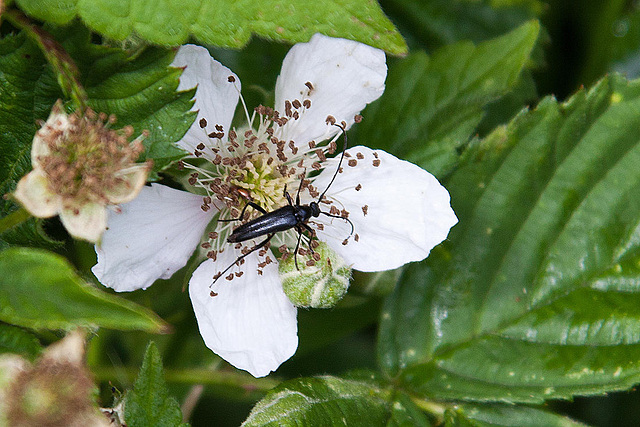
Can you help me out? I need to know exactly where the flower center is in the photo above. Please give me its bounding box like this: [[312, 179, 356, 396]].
[[181, 83, 356, 281], [37, 106, 147, 208]]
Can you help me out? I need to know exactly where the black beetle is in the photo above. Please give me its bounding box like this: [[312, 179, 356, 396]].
[[211, 122, 353, 284]]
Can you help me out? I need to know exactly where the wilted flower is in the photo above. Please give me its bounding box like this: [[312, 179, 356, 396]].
[[0, 330, 109, 427], [92, 34, 457, 377], [13, 101, 151, 242]]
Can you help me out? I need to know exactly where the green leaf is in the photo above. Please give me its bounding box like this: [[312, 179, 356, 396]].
[[243, 375, 393, 426], [0, 247, 169, 332], [355, 20, 540, 177], [384, 0, 542, 48], [125, 342, 185, 427], [378, 74, 640, 403], [0, 323, 42, 360], [0, 32, 63, 249], [15, 0, 407, 54], [387, 393, 432, 427], [444, 403, 584, 427], [611, 9, 640, 76], [50, 24, 194, 175]]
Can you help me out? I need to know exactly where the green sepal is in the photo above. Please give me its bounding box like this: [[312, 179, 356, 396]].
[[279, 241, 351, 308]]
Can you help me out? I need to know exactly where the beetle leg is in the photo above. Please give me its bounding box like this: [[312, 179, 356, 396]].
[[293, 227, 303, 271], [217, 202, 267, 222], [211, 233, 275, 286]]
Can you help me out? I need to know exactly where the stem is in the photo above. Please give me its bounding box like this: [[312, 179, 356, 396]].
[[181, 384, 204, 423], [0, 207, 31, 234], [4, 9, 89, 112], [92, 366, 280, 400], [410, 397, 447, 419]]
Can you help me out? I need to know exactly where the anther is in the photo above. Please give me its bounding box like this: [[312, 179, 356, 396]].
[[199, 118, 208, 128], [355, 184, 362, 191], [362, 205, 368, 216], [228, 76, 236, 82], [372, 159, 381, 167], [354, 114, 363, 123]]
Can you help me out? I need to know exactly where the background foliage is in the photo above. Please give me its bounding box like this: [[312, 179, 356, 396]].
[[3, 0, 640, 426]]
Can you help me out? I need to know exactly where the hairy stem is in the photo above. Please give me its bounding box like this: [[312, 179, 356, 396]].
[[4, 9, 89, 111]]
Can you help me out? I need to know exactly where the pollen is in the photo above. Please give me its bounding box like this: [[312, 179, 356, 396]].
[[183, 84, 359, 283]]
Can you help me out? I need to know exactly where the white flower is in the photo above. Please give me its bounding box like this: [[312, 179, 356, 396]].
[[92, 34, 457, 377], [13, 101, 150, 242]]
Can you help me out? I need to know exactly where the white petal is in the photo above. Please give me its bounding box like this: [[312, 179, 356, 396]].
[[312, 146, 457, 271], [92, 184, 214, 291], [60, 202, 107, 243], [172, 45, 240, 158], [105, 163, 151, 204], [189, 250, 298, 377], [275, 34, 386, 144], [13, 169, 60, 218], [31, 100, 69, 168]]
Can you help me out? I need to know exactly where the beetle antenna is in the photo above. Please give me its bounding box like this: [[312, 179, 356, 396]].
[[318, 122, 348, 203]]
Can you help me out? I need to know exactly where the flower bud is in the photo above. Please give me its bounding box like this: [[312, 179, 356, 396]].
[[279, 241, 351, 308]]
